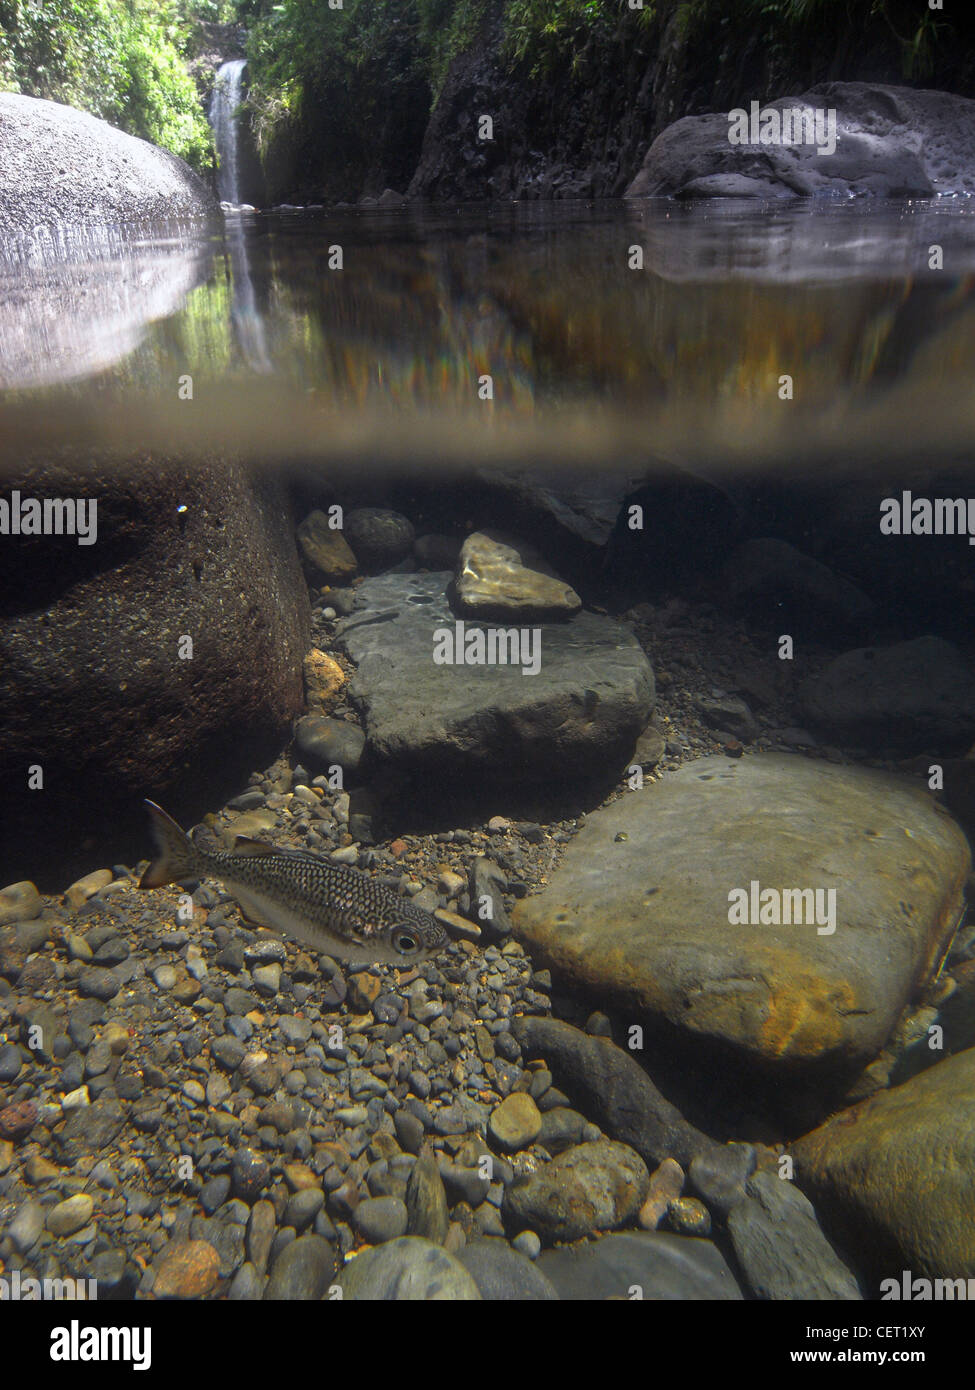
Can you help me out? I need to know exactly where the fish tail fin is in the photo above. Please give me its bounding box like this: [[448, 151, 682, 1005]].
[[139, 800, 204, 888]]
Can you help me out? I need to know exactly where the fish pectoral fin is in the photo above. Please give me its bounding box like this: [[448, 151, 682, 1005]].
[[233, 837, 279, 856]]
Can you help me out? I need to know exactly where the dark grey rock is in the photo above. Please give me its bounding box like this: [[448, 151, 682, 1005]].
[[458, 1237, 560, 1300], [264, 1234, 336, 1300], [0, 1042, 22, 1082], [511, 1018, 716, 1170], [502, 1140, 649, 1244], [801, 635, 975, 753], [344, 508, 415, 573], [337, 1236, 481, 1299], [294, 715, 366, 774], [354, 1196, 409, 1244], [537, 1231, 744, 1300], [727, 1169, 863, 1300], [688, 1143, 757, 1219], [211, 1034, 245, 1071], [335, 572, 654, 786], [405, 1152, 449, 1245], [77, 967, 120, 1001], [285, 1188, 325, 1233], [231, 1149, 270, 1204]]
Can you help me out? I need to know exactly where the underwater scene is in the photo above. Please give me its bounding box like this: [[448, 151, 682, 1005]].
[[1, 0, 975, 1340]]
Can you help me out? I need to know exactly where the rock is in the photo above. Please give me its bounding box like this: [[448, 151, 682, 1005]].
[[59, 1099, 124, 1152], [153, 1240, 221, 1299], [344, 508, 415, 573], [394, 1109, 425, 1156], [405, 1152, 449, 1245], [727, 1170, 862, 1300], [335, 572, 654, 786], [0, 880, 42, 926], [0, 463, 310, 889], [511, 1018, 715, 1170], [688, 1143, 757, 1219], [414, 534, 463, 569], [502, 1140, 649, 1244], [229, 1263, 263, 1300], [513, 756, 970, 1106], [296, 511, 358, 581], [285, 1188, 325, 1233], [697, 695, 759, 743], [458, 1237, 560, 1300], [211, 1035, 246, 1071], [294, 714, 366, 775], [626, 84, 975, 199], [793, 1047, 975, 1282], [488, 1093, 542, 1152], [231, 1148, 270, 1203], [537, 1231, 743, 1300], [47, 1193, 95, 1236], [355, 1196, 409, 1244], [666, 1196, 711, 1237], [722, 538, 874, 638], [64, 869, 113, 912], [264, 1234, 336, 1300], [77, 966, 121, 1001], [453, 530, 581, 620], [303, 648, 346, 709], [470, 858, 512, 936], [252, 963, 281, 997], [8, 1199, 45, 1253], [537, 1107, 588, 1155], [628, 724, 665, 772], [0, 92, 215, 235], [246, 1200, 276, 1276], [337, 1236, 481, 1300], [801, 636, 975, 753], [0, 1042, 22, 1083], [639, 1158, 685, 1231]]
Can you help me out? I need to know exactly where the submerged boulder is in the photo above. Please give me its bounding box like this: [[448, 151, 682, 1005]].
[[512, 755, 969, 1099], [0, 93, 215, 235]]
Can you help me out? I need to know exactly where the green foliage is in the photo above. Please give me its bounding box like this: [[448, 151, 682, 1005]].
[[0, 1, 213, 171]]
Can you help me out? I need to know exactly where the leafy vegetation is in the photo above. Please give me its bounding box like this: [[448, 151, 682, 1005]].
[[0, 0, 217, 171]]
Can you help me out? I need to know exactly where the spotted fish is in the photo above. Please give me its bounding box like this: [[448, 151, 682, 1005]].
[[138, 800, 447, 967]]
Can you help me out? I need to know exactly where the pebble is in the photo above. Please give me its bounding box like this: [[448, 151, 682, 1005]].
[[153, 1239, 221, 1298], [639, 1157, 686, 1230], [78, 966, 120, 1000], [264, 1234, 336, 1300], [9, 1199, 45, 1253], [47, 1193, 95, 1236], [666, 1196, 712, 1236], [355, 1195, 409, 1244], [231, 1148, 270, 1203], [64, 870, 114, 912], [338, 1236, 481, 1300], [512, 1230, 542, 1261], [0, 1042, 22, 1083], [246, 1200, 276, 1275], [405, 1153, 448, 1244], [488, 1093, 542, 1152], [252, 963, 281, 996]]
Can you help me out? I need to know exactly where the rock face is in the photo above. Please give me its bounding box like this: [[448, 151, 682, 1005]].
[[626, 84, 975, 199], [0, 93, 216, 235], [334, 571, 654, 786], [801, 636, 975, 754], [0, 462, 311, 887], [512, 755, 969, 1097], [793, 1047, 975, 1283], [454, 531, 582, 620]]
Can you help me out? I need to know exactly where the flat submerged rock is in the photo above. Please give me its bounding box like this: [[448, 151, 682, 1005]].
[[512, 754, 969, 1078], [334, 571, 653, 784]]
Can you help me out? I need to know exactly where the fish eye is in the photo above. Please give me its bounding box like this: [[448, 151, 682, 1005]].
[[391, 926, 420, 955]]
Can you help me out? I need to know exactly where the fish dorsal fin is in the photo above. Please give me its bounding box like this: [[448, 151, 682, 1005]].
[[233, 836, 279, 856]]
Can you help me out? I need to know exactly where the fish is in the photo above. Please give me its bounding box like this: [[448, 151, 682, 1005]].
[[138, 800, 448, 967]]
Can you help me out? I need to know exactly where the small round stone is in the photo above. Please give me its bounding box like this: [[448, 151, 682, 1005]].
[[153, 1240, 221, 1298], [47, 1193, 95, 1236], [488, 1093, 542, 1152]]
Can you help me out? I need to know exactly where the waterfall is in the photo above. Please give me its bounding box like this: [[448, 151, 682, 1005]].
[[210, 59, 247, 207]]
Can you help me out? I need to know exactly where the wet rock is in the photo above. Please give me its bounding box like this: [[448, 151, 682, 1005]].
[[453, 530, 581, 620], [470, 858, 512, 937], [344, 507, 414, 573], [59, 1099, 124, 1152], [405, 1152, 449, 1245], [801, 635, 975, 753], [297, 511, 358, 582], [513, 756, 970, 1096], [47, 1193, 95, 1236], [627, 84, 975, 199], [727, 1169, 862, 1299], [354, 1196, 409, 1245], [303, 648, 346, 709], [537, 1230, 743, 1300], [152, 1239, 221, 1299], [77, 966, 121, 1001], [337, 1235, 481, 1300], [232, 1148, 271, 1203], [793, 1047, 975, 1282], [666, 1196, 711, 1237], [639, 1157, 685, 1230], [688, 1142, 757, 1219], [502, 1140, 649, 1244], [458, 1237, 560, 1300], [537, 1107, 588, 1155], [0, 880, 42, 926], [722, 537, 874, 638], [488, 1093, 541, 1152], [264, 1234, 336, 1300], [294, 714, 365, 775], [511, 1017, 715, 1169], [335, 572, 654, 785], [64, 869, 113, 911]]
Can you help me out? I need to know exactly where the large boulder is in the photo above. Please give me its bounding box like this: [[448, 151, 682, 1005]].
[[626, 84, 975, 199], [0, 460, 310, 886], [0, 93, 216, 235], [793, 1047, 975, 1284], [334, 571, 654, 787], [512, 755, 969, 1114]]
